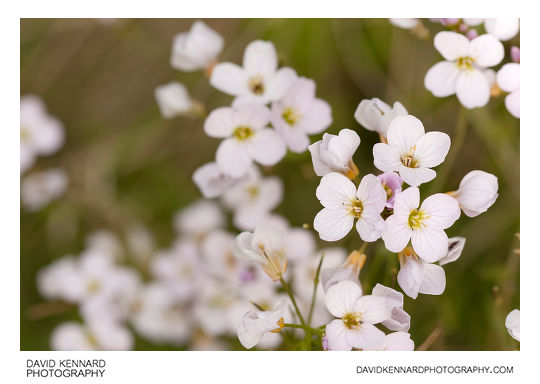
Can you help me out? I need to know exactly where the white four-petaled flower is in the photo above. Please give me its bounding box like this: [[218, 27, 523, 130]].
[[314, 173, 387, 242], [396, 246, 446, 299], [354, 98, 407, 138], [451, 170, 498, 217], [373, 115, 450, 187], [424, 31, 504, 109], [324, 280, 391, 351], [271, 77, 332, 152], [382, 187, 461, 262], [210, 40, 297, 106], [204, 104, 286, 177], [237, 299, 289, 349]]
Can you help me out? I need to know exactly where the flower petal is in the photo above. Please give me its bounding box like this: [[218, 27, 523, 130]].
[[455, 69, 490, 109], [505, 90, 520, 119], [355, 295, 392, 324], [356, 212, 385, 242], [324, 280, 363, 318], [265, 67, 298, 101], [247, 129, 286, 166], [386, 115, 425, 155], [243, 40, 278, 78], [397, 256, 423, 299], [424, 61, 460, 97], [314, 207, 354, 241], [484, 18, 520, 42], [216, 139, 253, 177], [210, 63, 248, 96], [418, 263, 446, 296], [346, 323, 386, 350], [411, 226, 449, 263], [381, 214, 412, 253], [434, 31, 470, 61], [421, 193, 461, 229], [468, 34, 504, 67], [325, 319, 352, 351], [393, 186, 419, 214], [316, 172, 357, 208], [373, 143, 402, 172], [398, 166, 436, 187], [204, 107, 235, 138], [414, 132, 451, 168]]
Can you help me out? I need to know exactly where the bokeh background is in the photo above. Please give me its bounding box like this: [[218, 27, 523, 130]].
[[20, 18, 519, 350]]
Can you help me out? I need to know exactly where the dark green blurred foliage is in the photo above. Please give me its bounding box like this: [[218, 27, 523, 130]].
[[21, 19, 519, 350]]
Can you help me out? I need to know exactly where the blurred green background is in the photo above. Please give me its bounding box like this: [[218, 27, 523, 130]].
[[20, 18, 519, 350]]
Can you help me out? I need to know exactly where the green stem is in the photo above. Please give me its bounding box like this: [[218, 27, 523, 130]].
[[307, 252, 325, 326], [283, 323, 324, 337], [280, 276, 306, 326]]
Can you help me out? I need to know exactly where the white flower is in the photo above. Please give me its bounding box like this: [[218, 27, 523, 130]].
[[20, 95, 65, 173], [321, 250, 366, 293], [438, 236, 466, 266], [51, 320, 133, 351], [131, 282, 191, 345], [505, 309, 520, 342], [314, 173, 387, 242], [170, 21, 224, 72], [373, 115, 450, 187], [308, 129, 360, 178], [173, 199, 225, 237], [237, 299, 289, 349], [389, 18, 420, 30], [354, 98, 408, 138], [270, 77, 332, 152], [204, 104, 286, 177], [37, 256, 81, 302], [154, 82, 193, 118], [485, 18, 520, 41], [424, 31, 504, 109], [451, 170, 498, 217], [365, 331, 415, 351], [21, 168, 67, 211], [324, 280, 391, 351], [151, 240, 202, 300], [382, 187, 460, 262], [263, 214, 316, 264], [222, 168, 283, 231], [210, 40, 297, 106], [397, 246, 446, 299], [192, 161, 242, 198], [233, 224, 288, 281], [497, 63, 520, 118], [372, 283, 410, 332]]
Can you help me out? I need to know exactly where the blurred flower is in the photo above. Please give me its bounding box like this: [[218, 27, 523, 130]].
[[438, 236, 466, 266], [397, 246, 446, 299], [377, 172, 403, 209], [314, 173, 386, 242], [372, 283, 410, 332], [210, 40, 297, 106], [389, 18, 420, 29], [233, 224, 288, 281], [505, 309, 520, 342], [237, 299, 289, 349], [51, 320, 133, 351], [364, 331, 415, 351], [424, 32, 504, 109], [497, 63, 520, 118], [354, 98, 407, 138], [324, 280, 390, 351], [154, 82, 193, 118], [173, 199, 225, 238], [170, 21, 224, 73], [222, 168, 283, 231], [463, 18, 484, 27], [151, 240, 202, 300], [21, 168, 67, 211], [37, 256, 81, 302], [308, 129, 360, 179], [20, 95, 65, 173], [321, 250, 366, 292], [382, 187, 460, 262], [511, 46, 520, 63], [264, 214, 316, 264], [270, 77, 332, 153], [373, 115, 450, 187], [192, 162, 242, 198], [204, 104, 286, 177], [485, 18, 520, 41], [131, 282, 191, 345], [450, 170, 498, 217]]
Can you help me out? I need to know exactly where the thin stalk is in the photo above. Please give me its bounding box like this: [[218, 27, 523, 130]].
[[307, 252, 325, 326], [279, 276, 306, 326], [283, 323, 324, 337]]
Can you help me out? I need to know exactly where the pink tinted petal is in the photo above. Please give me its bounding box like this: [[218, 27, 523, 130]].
[[414, 132, 451, 168], [373, 143, 401, 172], [411, 226, 449, 263], [421, 193, 461, 229], [324, 280, 363, 318], [325, 320, 352, 351], [418, 263, 446, 295], [316, 172, 357, 208], [382, 214, 411, 253], [386, 115, 425, 155]]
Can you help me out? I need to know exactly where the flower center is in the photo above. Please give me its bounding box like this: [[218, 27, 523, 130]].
[[87, 280, 101, 294], [400, 145, 419, 168], [282, 107, 301, 125], [21, 125, 30, 141], [246, 185, 259, 200], [408, 209, 428, 230], [248, 76, 265, 95], [343, 312, 362, 329], [233, 125, 254, 140], [347, 199, 364, 218], [456, 56, 475, 71]]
